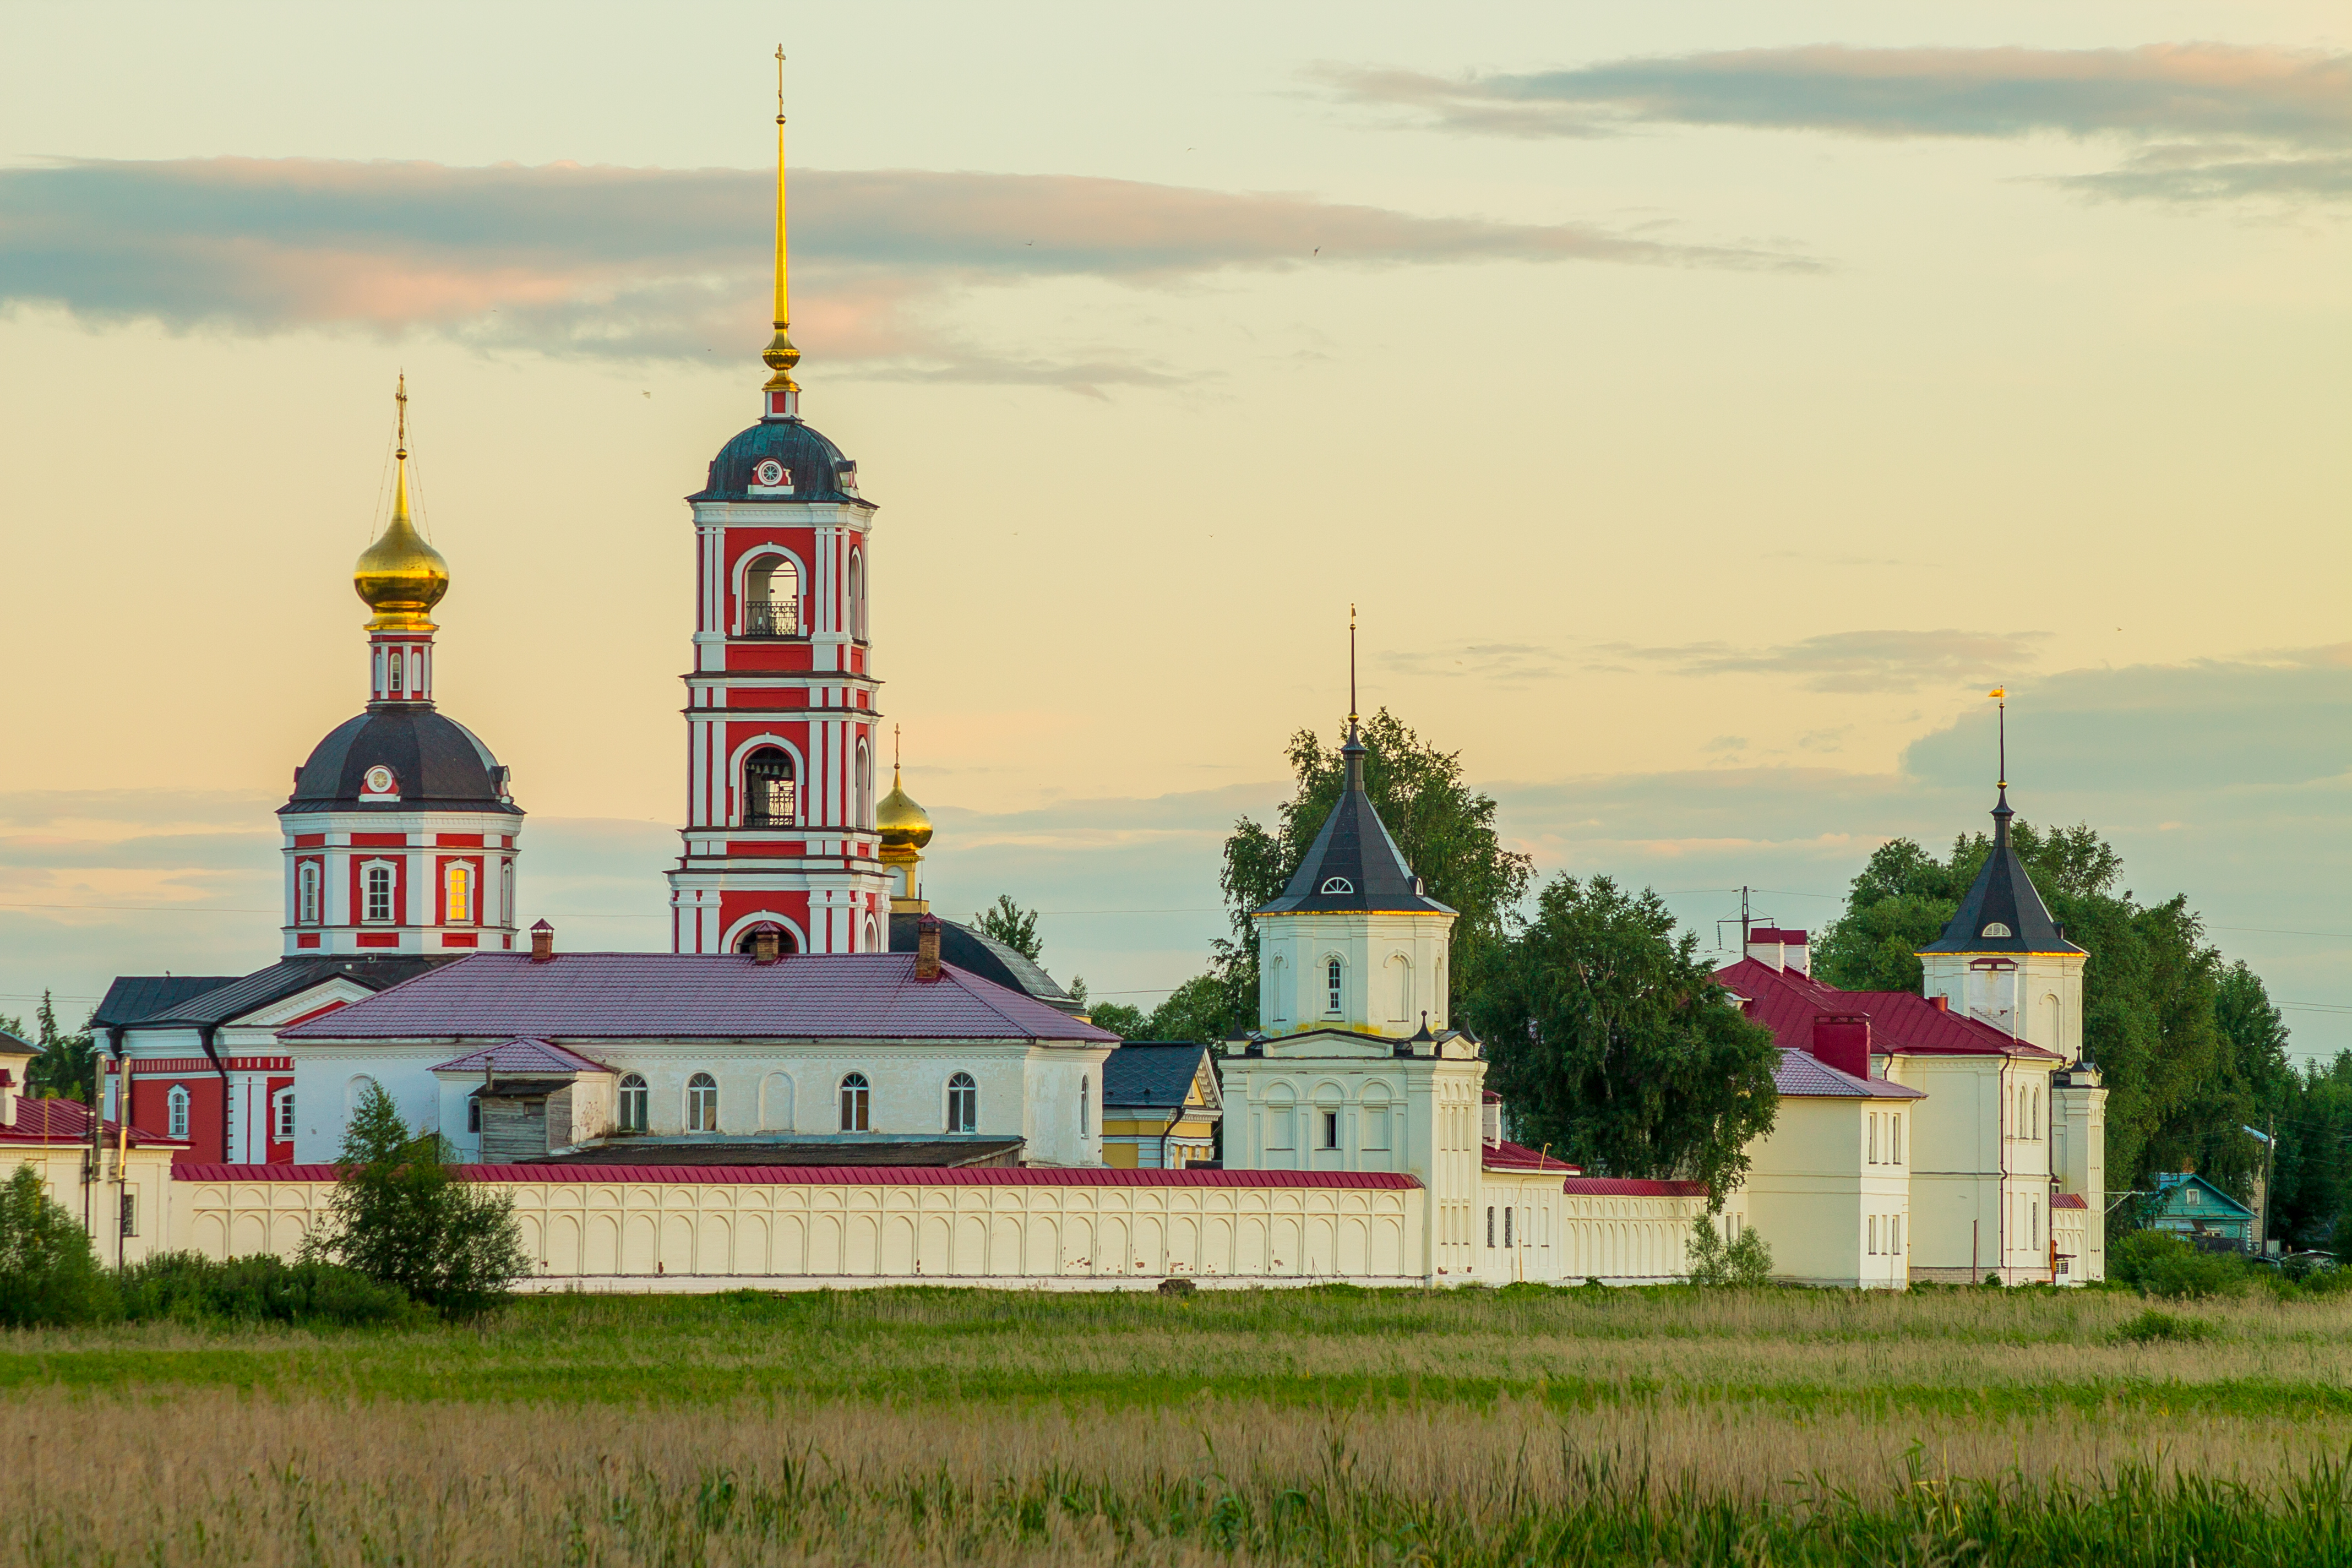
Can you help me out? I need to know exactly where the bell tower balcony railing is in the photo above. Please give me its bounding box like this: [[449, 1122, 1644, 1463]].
[[743, 600, 801, 637]]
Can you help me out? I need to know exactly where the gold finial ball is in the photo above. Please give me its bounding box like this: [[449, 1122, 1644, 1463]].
[[354, 510, 449, 625], [876, 771, 933, 851]]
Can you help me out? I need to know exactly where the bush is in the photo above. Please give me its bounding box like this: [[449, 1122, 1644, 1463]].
[[2111, 1308, 2218, 1345], [1686, 1217, 1774, 1287], [117, 1252, 421, 1327], [2112, 1231, 2248, 1300], [0, 1165, 117, 1327], [304, 1083, 529, 1320]]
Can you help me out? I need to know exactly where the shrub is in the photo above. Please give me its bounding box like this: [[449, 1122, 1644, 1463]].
[[304, 1084, 530, 1319], [2113, 1231, 2248, 1300], [2111, 1307, 2218, 1345], [0, 1164, 117, 1327], [1686, 1217, 1774, 1287], [117, 1251, 421, 1327]]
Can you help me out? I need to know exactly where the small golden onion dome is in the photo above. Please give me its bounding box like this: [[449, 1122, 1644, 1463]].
[[875, 766, 933, 852], [355, 447, 448, 630]]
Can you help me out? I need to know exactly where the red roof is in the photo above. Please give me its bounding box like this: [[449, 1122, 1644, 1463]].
[[280, 952, 1119, 1044], [1560, 1177, 1709, 1197], [2051, 1192, 2088, 1210], [1716, 957, 2062, 1061], [1773, 1048, 1926, 1100], [0, 1096, 183, 1148], [172, 1163, 1420, 1189], [1483, 1139, 1580, 1173]]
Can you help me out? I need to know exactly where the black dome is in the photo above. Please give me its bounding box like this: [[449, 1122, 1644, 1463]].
[[689, 418, 865, 504], [282, 706, 520, 816]]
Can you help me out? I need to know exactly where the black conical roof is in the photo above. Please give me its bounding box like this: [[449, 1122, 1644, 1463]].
[[1254, 738, 1454, 917], [1918, 791, 2083, 955]]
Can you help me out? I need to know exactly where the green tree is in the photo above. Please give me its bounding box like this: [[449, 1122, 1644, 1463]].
[[1142, 972, 1249, 1044], [1685, 1216, 1775, 1287], [1218, 711, 1534, 1021], [2270, 1051, 2352, 1256], [306, 1083, 528, 1319], [25, 992, 97, 1102], [974, 895, 1043, 962], [1471, 875, 1781, 1200], [1086, 1000, 1151, 1037], [0, 1164, 116, 1327]]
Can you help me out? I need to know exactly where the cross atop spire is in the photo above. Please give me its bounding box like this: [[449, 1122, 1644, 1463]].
[[759, 45, 802, 418], [1989, 686, 2013, 840], [1343, 604, 1365, 792]]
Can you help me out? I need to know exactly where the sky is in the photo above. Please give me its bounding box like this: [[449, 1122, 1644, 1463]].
[[2, 3, 2347, 1053]]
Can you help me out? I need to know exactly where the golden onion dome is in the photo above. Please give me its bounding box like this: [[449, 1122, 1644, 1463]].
[[355, 377, 449, 629], [875, 765, 933, 851]]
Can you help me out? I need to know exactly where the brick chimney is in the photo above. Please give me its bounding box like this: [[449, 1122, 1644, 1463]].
[[1811, 1012, 1871, 1079], [748, 923, 784, 965], [529, 919, 555, 963], [0, 1069, 16, 1128], [1781, 929, 1810, 977], [914, 913, 943, 982], [1745, 927, 1785, 971]]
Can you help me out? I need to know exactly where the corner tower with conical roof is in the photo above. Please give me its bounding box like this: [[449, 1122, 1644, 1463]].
[[279, 378, 523, 956], [665, 56, 892, 954]]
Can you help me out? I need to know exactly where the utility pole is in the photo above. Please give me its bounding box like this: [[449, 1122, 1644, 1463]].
[[2261, 1114, 2276, 1257], [1740, 886, 1752, 949]]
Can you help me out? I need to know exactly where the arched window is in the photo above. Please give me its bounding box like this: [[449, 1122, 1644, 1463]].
[[848, 550, 865, 641], [743, 748, 797, 826], [734, 923, 800, 955], [363, 862, 396, 924], [166, 1084, 190, 1140], [618, 1073, 649, 1133], [500, 861, 514, 928], [687, 1072, 718, 1133], [387, 655, 403, 693], [1079, 1075, 1091, 1136], [1326, 958, 1343, 1015], [840, 1072, 870, 1132], [1389, 955, 1411, 1022], [946, 1071, 978, 1134], [444, 862, 473, 924], [857, 741, 872, 829], [1268, 956, 1288, 1022], [273, 1087, 295, 1143], [297, 862, 320, 925], [745, 557, 799, 636], [862, 916, 878, 952]]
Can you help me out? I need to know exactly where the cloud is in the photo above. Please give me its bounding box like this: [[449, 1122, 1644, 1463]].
[[1380, 643, 1574, 683], [0, 157, 1795, 387], [1605, 628, 2048, 693], [1319, 44, 2352, 204]]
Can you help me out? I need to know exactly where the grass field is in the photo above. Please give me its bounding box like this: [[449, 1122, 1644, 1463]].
[[4, 1283, 2351, 1565]]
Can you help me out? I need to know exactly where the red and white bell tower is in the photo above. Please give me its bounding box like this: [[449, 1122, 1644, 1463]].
[[665, 69, 892, 954]]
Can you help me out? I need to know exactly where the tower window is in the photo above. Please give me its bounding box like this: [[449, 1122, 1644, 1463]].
[[1319, 1110, 1339, 1150], [1326, 959, 1343, 1015], [745, 558, 800, 636], [387, 656, 402, 692], [946, 1071, 977, 1134], [273, 1088, 295, 1143], [1079, 1075, 1091, 1136], [167, 1084, 190, 1140], [743, 748, 797, 826], [687, 1072, 720, 1133], [840, 1072, 870, 1132], [297, 862, 320, 925], [363, 862, 395, 923], [444, 863, 473, 924], [618, 1073, 649, 1133]]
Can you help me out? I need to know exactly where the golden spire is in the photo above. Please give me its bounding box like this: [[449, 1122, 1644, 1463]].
[[876, 726, 934, 851], [759, 45, 802, 398], [354, 373, 450, 630]]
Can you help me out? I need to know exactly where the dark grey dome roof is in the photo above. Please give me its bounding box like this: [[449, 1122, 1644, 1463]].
[[689, 418, 864, 504], [282, 705, 520, 816]]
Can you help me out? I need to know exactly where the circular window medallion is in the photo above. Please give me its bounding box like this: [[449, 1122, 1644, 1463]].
[[363, 765, 396, 796], [753, 459, 786, 487]]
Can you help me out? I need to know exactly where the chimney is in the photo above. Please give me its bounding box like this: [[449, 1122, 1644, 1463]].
[[1929, 995, 1948, 1012], [0, 1069, 16, 1128], [748, 923, 783, 965], [1745, 927, 1785, 971], [1482, 1096, 1502, 1149], [1782, 929, 1810, 977], [529, 919, 555, 963], [1810, 1013, 1871, 1079], [914, 913, 943, 982]]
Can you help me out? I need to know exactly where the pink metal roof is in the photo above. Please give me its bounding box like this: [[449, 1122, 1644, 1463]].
[[1716, 957, 2062, 1061], [1560, 1177, 1709, 1197], [1483, 1139, 1580, 1173], [432, 1037, 613, 1075], [2051, 1192, 2088, 1210], [1773, 1048, 1927, 1100], [280, 952, 1119, 1044], [0, 1097, 182, 1148], [173, 1163, 1420, 1189]]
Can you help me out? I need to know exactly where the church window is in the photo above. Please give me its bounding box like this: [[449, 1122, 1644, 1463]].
[[840, 1072, 870, 1132], [1319, 1109, 1339, 1150], [467, 1095, 482, 1134], [743, 749, 798, 826], [1389, 955, 1411, 1022], [1326, 959, 1342, 1015], [1504, 1207, 1513, 1248], [745, 557, 799, 636], [363, 862, 395, 923], [687, 1072, 720, 1133], [1319, 877, 1353, 895], [500, 861, 514, 927], [444, 863, 473, 924], [618, 1074, 649, 1133], [946, 1072, 978, 1134], [848, 550, 866, 641], [167, 1085, 189, 1140], [1080, 1076, 1091, 1135], [273, 1089, 295, 1143], [1485, 1206, 1495, 1248], [388, 655, 402, 693], [297, 862, 320, 925]]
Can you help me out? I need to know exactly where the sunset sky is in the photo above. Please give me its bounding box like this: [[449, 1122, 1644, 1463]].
[[2, 3, 2346, 1052]]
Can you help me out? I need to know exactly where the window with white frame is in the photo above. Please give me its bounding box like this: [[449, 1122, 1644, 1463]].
[[1892, 1113, 1903, 1164], [745, 556, 799, 636], [687, 1072, 720, 1133], [1485, 1206, 1496, 1248], [742, 748, 798, 827], [297, 862, 320, 925], [618, 1073, 649, 1133], [1080, 1076, 1091, 1136], [363, 861, 396, 923], [167, 1084, 190, 1140], [946, 1072, 977, 1134], [444, 862, 473, 924], [1326, 958, 1342, 1015], [840, 1072, 870, 1132], [120, 1192, 138, 1237], [1319, 1108, 1339, 1150], [273, 1088, 295, 1142]]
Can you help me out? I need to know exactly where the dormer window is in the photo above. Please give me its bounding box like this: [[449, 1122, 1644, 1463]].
[[1320, 876, 1354, 895], [1981, 922, 2013, 938]]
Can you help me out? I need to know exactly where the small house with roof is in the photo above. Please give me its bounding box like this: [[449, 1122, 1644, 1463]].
[[2149, 1172, 2255, 1253], [1099, 1041, 1222, 1169]]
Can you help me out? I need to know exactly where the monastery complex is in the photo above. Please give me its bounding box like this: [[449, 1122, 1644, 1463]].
[[23, 102, 2108, 1292]]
